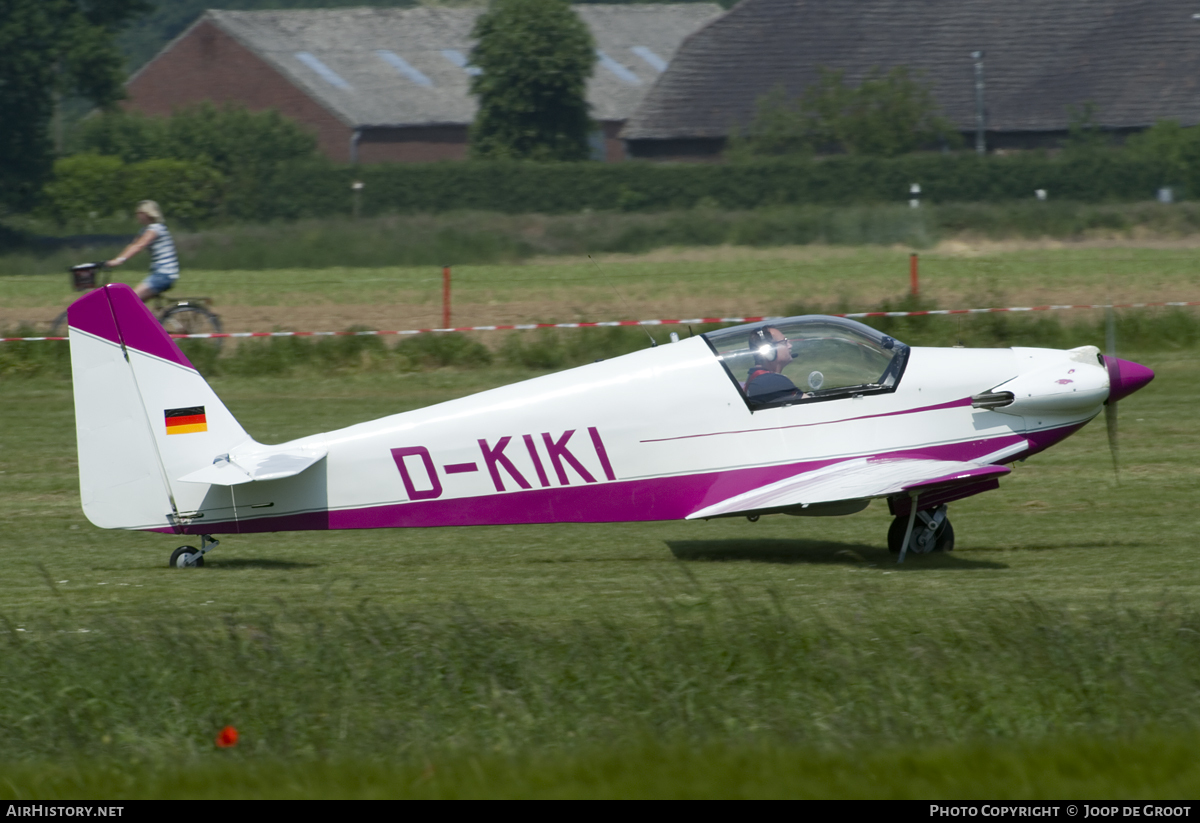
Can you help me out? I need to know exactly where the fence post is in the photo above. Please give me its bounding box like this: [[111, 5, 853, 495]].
[[442, 265, 451, 329], [910, 253, 919, 297]]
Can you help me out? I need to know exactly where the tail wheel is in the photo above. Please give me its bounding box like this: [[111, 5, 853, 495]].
[[169, 546, 204, 568], [888, 510, 954, 554], [161, 304, 223, 351]]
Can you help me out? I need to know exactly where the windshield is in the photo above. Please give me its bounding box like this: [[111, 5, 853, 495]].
[[702, 316, 909, 410]]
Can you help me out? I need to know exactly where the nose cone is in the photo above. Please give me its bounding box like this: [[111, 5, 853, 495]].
[[1105, 356, 1155, 403]]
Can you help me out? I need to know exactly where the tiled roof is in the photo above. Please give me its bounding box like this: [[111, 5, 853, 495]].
[[622, 0, 1200, 139], [187, 4, 723, 127]]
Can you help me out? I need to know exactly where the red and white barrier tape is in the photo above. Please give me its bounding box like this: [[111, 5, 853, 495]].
[[4, 300, 1199, 343]]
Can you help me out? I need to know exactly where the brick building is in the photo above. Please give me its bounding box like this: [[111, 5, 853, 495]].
[[124, 5, 723, 164]]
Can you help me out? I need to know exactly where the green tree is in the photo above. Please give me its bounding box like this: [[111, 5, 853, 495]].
[[40, 153, 223, 225], [1062, 102, 1109, 156], [1125, 119, 1200, 197], [75, 103, 322, 217], [728, 67, 959, 160], [725, 85, 812, 160], [0, 0, 149, 211], [468, 0, 595, 161]]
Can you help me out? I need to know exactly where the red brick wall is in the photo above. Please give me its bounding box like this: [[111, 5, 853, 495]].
[[125, 20, 629, 165], [124, 20, 355, 162], [600, 121, 627, 163], [354, 125, 624, 163]]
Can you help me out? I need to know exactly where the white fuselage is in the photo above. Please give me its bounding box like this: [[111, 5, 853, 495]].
[[166, 338, 1101, 534]]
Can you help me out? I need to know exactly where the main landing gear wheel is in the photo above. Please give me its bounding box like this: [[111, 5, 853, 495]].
[[168, 534, 219, 568], [888, 507, 955, 555], [170, 546, 203, 568]]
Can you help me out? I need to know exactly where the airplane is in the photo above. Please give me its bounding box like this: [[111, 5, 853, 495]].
[[66, 283, 1154, 567]]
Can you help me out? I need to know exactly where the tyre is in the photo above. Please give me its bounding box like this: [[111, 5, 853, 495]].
[[888, 511, 954, 554], [169, 546, 204, 568], [161, 304, 223, 351]]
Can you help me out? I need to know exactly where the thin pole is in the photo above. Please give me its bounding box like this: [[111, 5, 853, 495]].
[[971, 51, 986, 155], [910, 253, 919, 297], [442, 265, 451, 328]]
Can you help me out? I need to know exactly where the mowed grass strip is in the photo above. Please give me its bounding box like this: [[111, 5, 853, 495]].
[[3, 594, 1200, 768], [5, 734, 1200, 799]]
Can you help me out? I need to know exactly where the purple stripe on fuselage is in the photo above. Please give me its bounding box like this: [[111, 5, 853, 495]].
[[640, 397, 974, 443], [1022, 422, 1086, 457], [164, 432, 1037, 536]]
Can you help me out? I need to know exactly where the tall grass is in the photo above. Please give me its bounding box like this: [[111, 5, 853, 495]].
[[5, 304, 1197, 380], [6, 201, 1200, 275], [4, 587, 1200, 762], [820, 299, 1200, 352]]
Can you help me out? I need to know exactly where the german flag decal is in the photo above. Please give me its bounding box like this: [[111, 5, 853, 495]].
[[165, 406, 207, 435]]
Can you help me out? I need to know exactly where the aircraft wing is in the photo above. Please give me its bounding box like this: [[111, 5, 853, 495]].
[[177, 445, 327, 486], [686, 457, 1011, 520]]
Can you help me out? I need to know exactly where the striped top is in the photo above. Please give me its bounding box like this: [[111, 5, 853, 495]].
[[147, 223, 179, 278]]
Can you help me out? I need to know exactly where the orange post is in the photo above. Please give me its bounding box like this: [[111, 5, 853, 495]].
[[442, 265, 451, 328], [909, 253, 919, 296]]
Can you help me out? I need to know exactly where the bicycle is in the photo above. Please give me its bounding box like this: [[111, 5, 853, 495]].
[[51, 262, 224, 349]]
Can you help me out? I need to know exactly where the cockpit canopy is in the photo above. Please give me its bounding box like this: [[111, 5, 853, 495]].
[[702, 316, 909, 410]]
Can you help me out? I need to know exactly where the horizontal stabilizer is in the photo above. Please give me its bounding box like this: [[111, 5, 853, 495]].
[[178, 446, 327, 486], [687, 457, 1010, 520]]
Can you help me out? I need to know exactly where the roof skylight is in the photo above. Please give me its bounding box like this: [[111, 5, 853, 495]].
[[441, 49, 483, 76], [630, 46, 668, 73], [375, 49, 434, 87], [596, 51, 641, 86], [294, 52, 352, 90]]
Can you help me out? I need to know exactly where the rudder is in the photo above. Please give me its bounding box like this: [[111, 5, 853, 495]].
[[69, 284, 251, 530]]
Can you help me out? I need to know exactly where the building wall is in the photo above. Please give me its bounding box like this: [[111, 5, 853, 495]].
[[356, 126, 469, 163], [124, 20, 356, 162], [625, 137, 728, 162], [126, 20, 630, 164], [600, 121, 627, 163]]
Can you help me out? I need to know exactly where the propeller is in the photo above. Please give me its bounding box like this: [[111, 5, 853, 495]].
[[1104, 307, 1120, 485]]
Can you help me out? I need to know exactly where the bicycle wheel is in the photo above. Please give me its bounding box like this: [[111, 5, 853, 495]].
[[161, 304, 224, 351]]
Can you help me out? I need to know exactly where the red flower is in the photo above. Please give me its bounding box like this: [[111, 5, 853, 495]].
[[215, 725, 239, 748]]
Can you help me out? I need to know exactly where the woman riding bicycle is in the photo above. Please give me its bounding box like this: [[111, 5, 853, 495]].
[[106, 200, 179, 300]]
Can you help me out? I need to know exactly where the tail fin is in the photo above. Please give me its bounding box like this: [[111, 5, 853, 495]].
[[69, 284, 251, 530]]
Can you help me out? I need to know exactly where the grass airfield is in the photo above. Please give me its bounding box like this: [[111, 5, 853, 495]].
[[2, 248, 1200, 798], [4, 243, 1200, 334]]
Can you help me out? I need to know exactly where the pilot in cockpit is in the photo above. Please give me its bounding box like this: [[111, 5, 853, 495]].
[[745, 325, 806, 404]]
